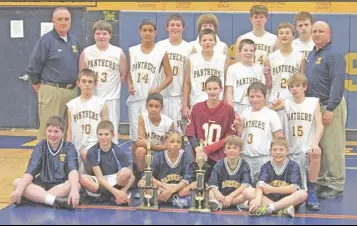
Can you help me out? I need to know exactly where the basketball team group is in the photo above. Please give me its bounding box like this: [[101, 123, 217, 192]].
[[9, 4, 347, 218]]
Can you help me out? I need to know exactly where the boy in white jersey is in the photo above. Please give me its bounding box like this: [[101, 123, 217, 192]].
[[269, 73, 323, 211], [127, 19, 173, 165], [292, 12, 315, 60], [236, 82, 283, 183], [226, 39, 265, 116], [235, 5, 278, 65], [79, 20, 128, 144], [157, 14, 193, 135], [66, 68, 109, 173], [135, 93, 174, 173], [265, 22, 306, 122], [190, 14, 229, 56], [182, 28, 230, 119]]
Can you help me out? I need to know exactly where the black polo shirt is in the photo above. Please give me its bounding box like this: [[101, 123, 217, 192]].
[[26, 29, 81, 85]]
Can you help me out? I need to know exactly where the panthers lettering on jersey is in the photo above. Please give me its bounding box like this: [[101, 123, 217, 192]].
[[142, 111, 173, 145], [66, 96, 106, 151], [239, 31, 277, 65], [84, 44, 122, 100], [269, 50, 303, 102], [226, 62, 265, 105], [292, 38, 315, 60], [152, 150, 194, 185], [257, 159, 302, 201], [157, 39, 192, 97], [189, 52, 226, 106], [284, 97, 318, 155], [208, 158, 251, 195], [241, 107, 282, 157], [127, 44, 166, 102]]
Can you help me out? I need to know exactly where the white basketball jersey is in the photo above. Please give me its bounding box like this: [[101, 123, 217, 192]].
[[292, 38, 314, 60], [189, 52, 226, 106], [85, 44, 122, 100], [269, 50, 303, 102], [190, 35, 227, 55], [128, 44, 166, 102], [66, 96, 106, 151], [157, 39, 192, 97], [240, 31, 277, 65], [142, 111, 173, 145], [225, 62, 265, 105], [241, 106, 282, 157], [284, 97, 318, 154]]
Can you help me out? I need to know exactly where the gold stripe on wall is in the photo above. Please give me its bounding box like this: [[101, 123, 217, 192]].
[[86, 2, 357, 14]]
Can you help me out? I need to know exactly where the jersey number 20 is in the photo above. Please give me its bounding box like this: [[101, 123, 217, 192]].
[[202, 123, 222, 145]]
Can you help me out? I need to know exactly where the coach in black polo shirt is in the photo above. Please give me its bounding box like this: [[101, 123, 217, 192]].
[[305, 21, 347, 199], [26, 7, 80, 139]]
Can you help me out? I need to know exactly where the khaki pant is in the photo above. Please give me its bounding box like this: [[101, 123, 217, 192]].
[[38, 84, 78, 140], [318, 97, 347, 192]]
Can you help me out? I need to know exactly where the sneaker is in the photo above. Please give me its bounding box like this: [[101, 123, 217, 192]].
[[236, 200, 249, 211], [250, 204, 272, 216], [306, 191, 320, 211], [278, 205, 295, 218], [172, 195, 191, 208], [209, 199, 222, 212], [318, 187, 343, 199], [53, 197, 74, 209]]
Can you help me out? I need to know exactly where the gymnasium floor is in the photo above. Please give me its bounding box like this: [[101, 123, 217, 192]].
[[0, 131, 356, 225]]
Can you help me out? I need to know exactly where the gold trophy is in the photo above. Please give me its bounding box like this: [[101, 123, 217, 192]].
[[137, 138, 159, 211], [189, 140, 210, 213]]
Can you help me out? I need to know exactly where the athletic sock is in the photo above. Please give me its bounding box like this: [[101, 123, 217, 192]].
[[44, 194, 56, 206]]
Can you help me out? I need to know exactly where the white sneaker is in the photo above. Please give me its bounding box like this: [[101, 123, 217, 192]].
[[172, 195, 191, 208], [236, 200, 249, 211], [209, 199, 222, 212]]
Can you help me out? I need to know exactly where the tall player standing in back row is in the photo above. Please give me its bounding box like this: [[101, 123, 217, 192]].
[[292, 12, 315, 60], [157, 14, 193, 135], [190, 14, 229, 56], [127, 19, 173, 171], [182, 29, 230, 119], [265, 22, 305, 122], [235, 5, 278, 65], [79, 20, 128, 144]]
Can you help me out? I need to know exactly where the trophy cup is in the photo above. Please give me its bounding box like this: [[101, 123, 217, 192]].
[[136, 138, 159, 211], [188, 140, 210, 213]]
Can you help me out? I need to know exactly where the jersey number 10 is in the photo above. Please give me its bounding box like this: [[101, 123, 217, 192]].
[[202, 123, 222, 145]]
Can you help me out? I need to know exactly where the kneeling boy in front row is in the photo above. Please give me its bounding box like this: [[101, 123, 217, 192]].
[[138, 130, 194, 208], [243, 137, 307, 218]]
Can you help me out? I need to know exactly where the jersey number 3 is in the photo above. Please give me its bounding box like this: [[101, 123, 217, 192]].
[[202, 123, 222, 145]]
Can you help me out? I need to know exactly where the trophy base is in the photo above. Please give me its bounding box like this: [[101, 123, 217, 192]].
[[136, 205, 159, 211], [188, 207, 211, 213]]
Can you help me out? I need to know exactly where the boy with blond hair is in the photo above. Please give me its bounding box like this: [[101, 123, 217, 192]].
[[243, 137, 307, 218], [269, 73, 324, 211]]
